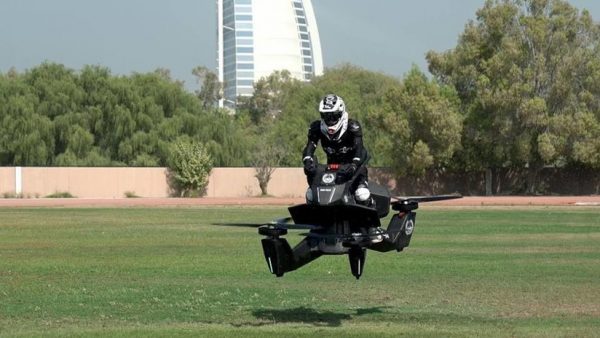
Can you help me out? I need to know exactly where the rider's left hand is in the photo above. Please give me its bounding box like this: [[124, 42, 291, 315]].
[[339, 163, 357, 178]]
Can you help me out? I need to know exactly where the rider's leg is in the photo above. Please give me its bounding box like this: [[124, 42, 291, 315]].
[[353, 167, 383, 243], [353, 166, 371, 204], [305, 171, 315, 202], [305, 165, 324, 203]]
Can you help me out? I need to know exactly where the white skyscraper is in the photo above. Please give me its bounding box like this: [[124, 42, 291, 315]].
[[217, 0, 324, 108]]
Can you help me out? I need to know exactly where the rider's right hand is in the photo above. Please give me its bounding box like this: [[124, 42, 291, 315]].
[[303, 158, 316, 175]]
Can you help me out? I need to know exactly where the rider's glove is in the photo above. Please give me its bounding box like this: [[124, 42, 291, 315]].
[[303, 157, 316, 175], [339, 163, 357, 178]]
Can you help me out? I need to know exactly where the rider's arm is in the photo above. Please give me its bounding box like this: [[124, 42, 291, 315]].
[[302, 121, 320, 163], [349, 120, 367, 166]]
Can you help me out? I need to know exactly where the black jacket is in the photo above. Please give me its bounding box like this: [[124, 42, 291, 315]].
[[302, 119, 368, 166]]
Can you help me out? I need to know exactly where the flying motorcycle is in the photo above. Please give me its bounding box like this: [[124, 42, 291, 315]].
[[258, 163, 461, 279]]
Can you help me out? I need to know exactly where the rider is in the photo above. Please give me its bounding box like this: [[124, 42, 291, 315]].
[[302, 94, 371, 205]]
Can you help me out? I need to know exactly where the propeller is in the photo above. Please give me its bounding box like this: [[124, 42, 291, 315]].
[[269, 217, 323, 230], [214, 217, 322, 230], [300, 230, 391, 240], [391, 194, 462, 203], [212, 222, 264, 228], [390, 194, 462, 211]]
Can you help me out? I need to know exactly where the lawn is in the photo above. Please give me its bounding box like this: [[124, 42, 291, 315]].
[[0, 206, 598, 337]]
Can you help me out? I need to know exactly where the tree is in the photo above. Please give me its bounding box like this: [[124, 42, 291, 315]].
[[0, 62, 255, 168], [427, 0, 600, 193], [167, 138, 213, 197], [193, 66, 222, 109], [311, 64, 402, 166], [369, 67, 463, 177], [24, 62, 84, 119], [251, 134, 285, 196], [0, 73, 54, 165], [264, 65, 402, 166], [237, 70, 302, 123], [0, 97, 54, 165]]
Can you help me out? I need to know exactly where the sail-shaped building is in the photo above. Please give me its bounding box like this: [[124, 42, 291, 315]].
[[217, 0, 323, 108]]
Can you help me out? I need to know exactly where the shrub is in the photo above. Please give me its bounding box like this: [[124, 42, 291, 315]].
[[167, 139, 212, 197], [2, 192, 24, 199], [124, 191, 140, 198], [45, 191, 75, 198]]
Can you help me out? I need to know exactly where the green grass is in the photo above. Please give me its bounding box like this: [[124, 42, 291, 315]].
[[0, 207, 598, 337]]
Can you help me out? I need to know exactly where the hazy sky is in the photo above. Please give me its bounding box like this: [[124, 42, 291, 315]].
[[1, 0, 599, 91]]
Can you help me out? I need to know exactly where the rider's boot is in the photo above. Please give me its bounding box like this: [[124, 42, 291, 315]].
[[355, 184, 371, 205], [368, 226, 385, 243]]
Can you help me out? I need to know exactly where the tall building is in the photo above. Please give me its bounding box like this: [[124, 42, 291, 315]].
[[217, 0, 323, 108]]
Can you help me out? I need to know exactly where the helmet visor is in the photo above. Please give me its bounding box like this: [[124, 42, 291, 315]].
[[320, 110, 343, 126]]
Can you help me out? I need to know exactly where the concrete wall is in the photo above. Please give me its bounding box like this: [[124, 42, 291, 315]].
[[2, 166, 596, 198], [206, 167, 306, 198], [18, 167, 170, 198], [0, 167, 16, 195], [0, 167, 306, 198]]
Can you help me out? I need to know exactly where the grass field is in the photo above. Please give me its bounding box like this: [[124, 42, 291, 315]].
[[0, 206, 598, 337]]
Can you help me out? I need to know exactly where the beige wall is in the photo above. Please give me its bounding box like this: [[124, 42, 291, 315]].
[[0, 167, 16, 195], [21, 167, 170, 198], [207, 167, 306, 197], [0, 167, 307, 198]]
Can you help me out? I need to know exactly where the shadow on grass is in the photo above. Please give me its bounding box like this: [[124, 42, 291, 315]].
[[248, 307, 513, 328], [250, 307, 386, 327]]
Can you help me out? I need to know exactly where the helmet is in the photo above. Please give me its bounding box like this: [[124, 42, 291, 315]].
[[319, 94, 345, 126], [319, 94, 348, 139]]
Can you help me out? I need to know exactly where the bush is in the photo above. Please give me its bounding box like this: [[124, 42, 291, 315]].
[[124, 191, 140, 198], [2, 192, 24, 199], [45, 191, 75, 198], [167, 139, 212, 197]]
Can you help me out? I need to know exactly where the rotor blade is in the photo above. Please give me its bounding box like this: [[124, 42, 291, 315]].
[[300, 232, 384, 240], [214, 217, 323, 230], [213, 217, 295, 228], [392, 194, 462, 203], [279, 223, 323, 230], [300, 232, 352, 239], [269, 217, 293, 225], [212, 222, 264, 228], [269, 217, 323, 230]]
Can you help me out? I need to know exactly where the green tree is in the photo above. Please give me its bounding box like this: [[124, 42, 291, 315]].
[[370, 67, 462, 177], [192, 66, 222, 109], [24, 62, 84, 119], [265, 65, 401, 166], [427, 0, 600, 193], [0, 96, 54, 165], [238, 70, 302, 123], [311, 64, 402, 166]]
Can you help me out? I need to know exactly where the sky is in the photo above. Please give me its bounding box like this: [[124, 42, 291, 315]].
[[1, 0, 600, 91]]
